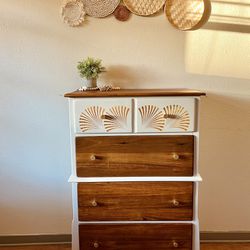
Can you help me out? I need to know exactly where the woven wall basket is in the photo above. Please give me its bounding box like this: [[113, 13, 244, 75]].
[[123, 0, 166, 16], [61, 0, 86, 27], [165, 0, 211, 31], [114, 5, 131, 21], [82, 0, 121, 18]]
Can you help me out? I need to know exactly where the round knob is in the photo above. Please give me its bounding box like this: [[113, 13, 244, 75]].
[[93, 242, 99, 248], [91, 200, 98, 207], [172, 199, 180, 207], [173, 241, 179, 248], [90, 155, 96, 161], [172, 153, 179, 160]]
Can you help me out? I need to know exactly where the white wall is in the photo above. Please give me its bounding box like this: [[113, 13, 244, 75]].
[[0, 0, 249, 234]]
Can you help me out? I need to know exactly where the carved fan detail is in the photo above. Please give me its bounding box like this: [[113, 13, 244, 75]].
[[79, 106, 105, 132], [103, 106, 130, 132], [139, 105, 165, 131], [163, 105, 190, 131]]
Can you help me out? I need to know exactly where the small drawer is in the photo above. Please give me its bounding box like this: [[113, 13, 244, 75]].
[[76, 135, 194, 177], [78, 182, 193, 221], [79, 223, 192, 250], [73, 98, 132, 134], [136, 97, 196, 133]]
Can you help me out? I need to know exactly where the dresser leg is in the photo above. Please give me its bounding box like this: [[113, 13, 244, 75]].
[[193, 222, 200, 250], [72, 220, 79, 250]]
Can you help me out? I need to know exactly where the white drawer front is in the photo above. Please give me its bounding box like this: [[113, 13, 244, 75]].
[[74, 98, 132, 134], [136, 97, 196, 133]]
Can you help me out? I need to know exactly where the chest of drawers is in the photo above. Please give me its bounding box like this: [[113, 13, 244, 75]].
[[65, 89, 205, 250]]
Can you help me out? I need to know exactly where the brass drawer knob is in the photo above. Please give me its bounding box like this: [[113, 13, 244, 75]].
[[93, 242, 99, 248], [173, 241, 179, 248], [91, 200, 98, 207], [90, 155, 96, 161], [172, 153, 180, 160], [172, 199, 180, 207]]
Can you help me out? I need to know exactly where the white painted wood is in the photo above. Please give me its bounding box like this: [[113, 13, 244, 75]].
[[69, 100, 77, 176], [74, 131, 197, 137], [193, 135, 199, 176], [132, 98, 138, 133], [68, 175, 202, 183], [71, 183, 79, 250], [136, 97, 196, 133], [193, 182, 199, 221], [78, 220, 198, 224], [67, 95, 203, 250], [73, 98, 132, 134], [193, 220, 201, 250], [194, 98, 201, 176]]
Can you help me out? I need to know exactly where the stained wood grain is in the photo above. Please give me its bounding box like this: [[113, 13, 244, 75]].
[[79, 223, 192, 250], [0, 246, 71, 250], [64, 89, 206, 98], [78, 182, 193, 221], [76, 136, 194, 177], [1, 243, 250, 250]]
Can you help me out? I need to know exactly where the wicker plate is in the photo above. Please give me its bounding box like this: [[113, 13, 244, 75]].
[[165, 0, 211, 31], [61, 0, 86, 27], [123, 0, 166, 16], [82, 0, 120, 18]]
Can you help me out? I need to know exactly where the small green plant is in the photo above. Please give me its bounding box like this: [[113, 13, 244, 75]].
[[77, 57, 105, 80]]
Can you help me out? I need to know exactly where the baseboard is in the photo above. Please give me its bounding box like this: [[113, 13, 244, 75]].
[[0, 232, 250, 246], [201, 232, 250, 242], [0, 234, 71, 246]]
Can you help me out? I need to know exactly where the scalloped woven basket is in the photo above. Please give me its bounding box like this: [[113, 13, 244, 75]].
[[123, 0, 166, 16], [165, 0, 211, 31], [82, 0, 120, 18], [61, 0, 86, 27]]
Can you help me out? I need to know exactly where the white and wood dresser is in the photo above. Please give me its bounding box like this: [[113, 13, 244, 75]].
[[64, 89, 206, 250]]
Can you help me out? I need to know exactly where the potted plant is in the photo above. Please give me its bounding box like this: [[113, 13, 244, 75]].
[[77, 57, 105, 88]]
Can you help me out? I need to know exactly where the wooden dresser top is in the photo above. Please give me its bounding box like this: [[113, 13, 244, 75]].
[[64, 89, 206, 98]]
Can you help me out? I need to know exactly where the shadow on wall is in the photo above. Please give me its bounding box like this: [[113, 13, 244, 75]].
[[205, 0, 250, 33], [100, 65, 165, 88], [0, 202, 71, 234], [185, 0, 250, 80], [199, 93, 250, 230]]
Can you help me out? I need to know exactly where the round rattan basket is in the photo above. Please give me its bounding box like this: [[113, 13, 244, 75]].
[[82, 0, 121, 18], [165, 0, 211, 31], [61, 0, 86, 27], [114, 4, 131, 21], [123, 0, 166, 16]]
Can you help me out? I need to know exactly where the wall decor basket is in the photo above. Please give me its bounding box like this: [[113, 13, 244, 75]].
[[123, 0, 166, 16], [61, 0, 86, 27], [82, 0, 121, 18], [114, 4, 131, 21], [165, 0, 211, 30]]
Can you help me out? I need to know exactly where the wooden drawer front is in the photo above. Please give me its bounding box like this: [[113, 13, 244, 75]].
[[78, 182, 193, 221], [76, 135, 194, 177], [136, 97, 196, 133], [74, 98, 132, 133], [79, 223, 192, 250]]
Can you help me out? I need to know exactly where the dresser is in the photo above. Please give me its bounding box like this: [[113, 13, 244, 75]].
[[64, 89, 206, 250]]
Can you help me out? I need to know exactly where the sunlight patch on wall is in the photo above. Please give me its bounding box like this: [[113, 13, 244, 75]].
[[185, 0, 250, 80], [185, 29, 250, 79], [210, 0, 250, 25]]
